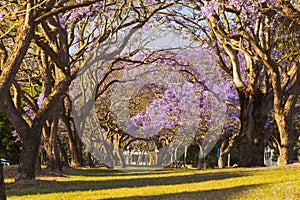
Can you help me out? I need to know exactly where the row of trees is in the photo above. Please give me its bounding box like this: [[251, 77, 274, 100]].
[[169, 0, 300, 166], [0, 2, 299, 195]]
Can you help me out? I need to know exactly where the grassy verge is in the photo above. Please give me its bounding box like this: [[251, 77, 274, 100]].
[[5, 165, 300, 200]]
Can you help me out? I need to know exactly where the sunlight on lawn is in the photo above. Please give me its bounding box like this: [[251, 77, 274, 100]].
[[5, 166, 300, 200]]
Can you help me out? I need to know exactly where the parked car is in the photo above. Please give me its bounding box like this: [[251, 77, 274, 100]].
[[1, 159, 15, 166]]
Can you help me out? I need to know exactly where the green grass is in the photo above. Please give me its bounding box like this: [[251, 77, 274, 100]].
[[5, 165, 300, 200]]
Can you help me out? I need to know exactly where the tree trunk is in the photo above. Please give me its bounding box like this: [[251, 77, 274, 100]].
[[219, 132, 239, 168], [86, 152, 95, 168], [36, 154, 41, 173], [61, 116, 83, 167], [219, 151, 228, 168], [270, 66, 299, 165], [276, 114, 296, 165], [15, 135, 40, 181], [238, 91, 268, 167], [0, 164, 6, 200], [197, 144, 204, 169], [57, 135, 69, 167], [42, 118, 62, 171]]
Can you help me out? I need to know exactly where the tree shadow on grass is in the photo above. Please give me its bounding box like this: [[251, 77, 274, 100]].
[[102, 184, 262, 200], [6, 169, 248, 197], [67, 167, 173, 177]]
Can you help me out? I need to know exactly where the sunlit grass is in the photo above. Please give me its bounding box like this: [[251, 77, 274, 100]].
[[5, 165, 300, 200]]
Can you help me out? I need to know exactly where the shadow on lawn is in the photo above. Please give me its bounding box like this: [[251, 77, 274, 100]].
[[6, 169, 249, 197], [103, 184, 263, 200], [67, 168, 173, 177]]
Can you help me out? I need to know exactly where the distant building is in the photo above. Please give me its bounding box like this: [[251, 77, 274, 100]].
[[264, 147, 278, 166], [123, 149, 158, 166]]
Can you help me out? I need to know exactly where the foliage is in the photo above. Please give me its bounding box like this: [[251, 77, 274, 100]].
[[167, 0, 300, 165], [75, 48, 229, 168], [0, 110, 21, 162]]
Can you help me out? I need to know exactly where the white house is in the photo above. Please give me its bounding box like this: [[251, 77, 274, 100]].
[[264, 146, 278, 166]]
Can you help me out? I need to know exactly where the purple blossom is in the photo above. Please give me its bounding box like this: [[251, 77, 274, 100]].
[[102, 12, 108, 19], [0, 12, 3, 21], [11, 130, 18, 137], [11, 130, 21, 142], [37, 91, 45, 108], [202, 43, 209, 49], [201, 5, 214, 18], [95, 1, 103, 7], [23, 106, 34, 119], [86, 11, 94, 17], [231, 0, 241, 7]]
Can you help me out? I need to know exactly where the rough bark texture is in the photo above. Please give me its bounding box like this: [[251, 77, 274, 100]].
[[69, 131, 83, 167], [57, 135, 69, 167], [61, 115, 83, 167], [276, 114, 296, 165], [270, 69, 299, 165], [15, 134, 40, 181], [0, 164, 6, 200], [43, 118, 62, 171], [0, 7, 34, 100], [237, 90, 268, 167]]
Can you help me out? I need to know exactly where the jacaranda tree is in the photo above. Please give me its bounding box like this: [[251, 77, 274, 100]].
[[167, 0, 299, 166], [0, 0, 174, 181]]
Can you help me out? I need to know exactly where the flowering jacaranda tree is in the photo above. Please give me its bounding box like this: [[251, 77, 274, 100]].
[[0, 0, 175, 181], [72, 45, 229, 170], [167, 0, 300, 166], [0, 0, 102, 182]]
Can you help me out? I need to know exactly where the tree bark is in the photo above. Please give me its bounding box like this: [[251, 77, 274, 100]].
[[276, 114, 296, 165], [61, 114, 83, 167], [42, 118, 62, 171], [0, 2, 34, 99], [270, 69, 299, 165], [57, 135, 69, 167], [0, 164, 6, 200], [15, 134, 40, 181], [237, 90, 269, 167]]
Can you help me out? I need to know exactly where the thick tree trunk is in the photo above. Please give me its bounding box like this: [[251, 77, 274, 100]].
[[15, 135, 40, 181], [43, 121, 62, 171], [0, 164, 6, 200], [238, 91, 268, 167], [270, 67, 299, 165], [70, 130, 83, 167], [276, 115, 296, 165], [61, 116, 83, 167], [68, 128, 83, 167]]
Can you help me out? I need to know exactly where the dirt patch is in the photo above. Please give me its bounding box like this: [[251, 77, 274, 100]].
[[6, 178, 71, 187], [3, 166, 72, 179]]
